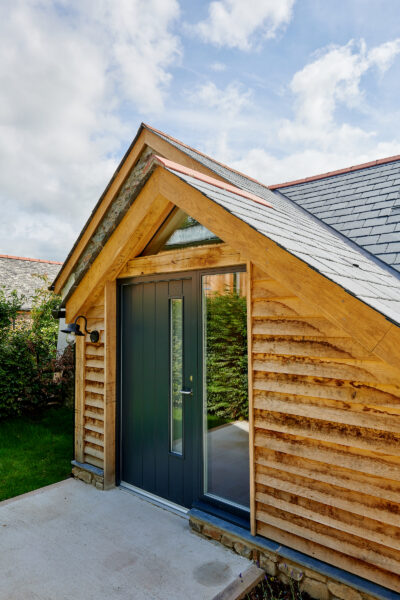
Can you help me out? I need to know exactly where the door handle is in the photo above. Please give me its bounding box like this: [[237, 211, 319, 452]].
[[180, 389, 192, 395]]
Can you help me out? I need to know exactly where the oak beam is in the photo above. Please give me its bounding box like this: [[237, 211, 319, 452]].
[[119, 243, 244, 278], [65, 172, 173, 322]]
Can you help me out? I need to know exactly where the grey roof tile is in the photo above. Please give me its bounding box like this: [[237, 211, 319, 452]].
[[377, 253, 399, 265], [378, 232, 400, 244], [0, 257, 61, 310], [363, 243, 389, 254], [363, 218, 390, 229], [278, 159, 400, 273]]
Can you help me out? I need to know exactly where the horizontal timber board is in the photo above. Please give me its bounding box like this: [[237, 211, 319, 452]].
[[86, 306, 105, 318], [256, 462, 400, 523], [85, 384, 105, 395], [254, 430, 400, 481], [255, 446, 400, 503], [84, 410, 104, 422], [85, 370, 105, 383], [84, 444, 104, 460], [252, 280, 295, 299], [85, 434, 104, 447], [252, 336, 373, 359], [85, 344, 104, 357], [253, 392, 400, 433], [84, 454, 103, 469], [85, 359, 105, 369], [252, 298, 322, 318], [254, 413, 400, 456], [84, 423, 104, 435], [255, 483, 400, 550], [253, 373, 400, 406], [252, 355, 399, 384], [85, 396, 104, 409], [252, 318, 350, 337], [256, 521, 400, 592], [256, 505, 400, 574]]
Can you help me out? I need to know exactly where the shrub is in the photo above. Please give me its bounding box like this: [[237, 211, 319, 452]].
[[205, 290, 248, 421], [0, 277, 74, 419]]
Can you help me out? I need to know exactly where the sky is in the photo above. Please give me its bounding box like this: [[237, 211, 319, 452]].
[[1, 0, 400, 261]]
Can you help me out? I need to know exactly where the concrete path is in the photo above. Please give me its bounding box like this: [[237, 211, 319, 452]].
[[0, 478, 250, 600]]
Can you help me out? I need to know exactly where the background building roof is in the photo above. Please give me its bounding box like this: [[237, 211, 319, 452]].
[[0, 255, 62, 310], [269, 159, 400, 272]]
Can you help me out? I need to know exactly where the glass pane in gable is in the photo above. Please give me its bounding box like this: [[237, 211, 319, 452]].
[[142, 209, 222, 256], [163, 215, 219, 250]]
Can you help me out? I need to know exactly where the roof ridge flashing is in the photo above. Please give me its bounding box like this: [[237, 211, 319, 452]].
[[142, 122, 271, 191], [0, 254, 63, 265], [269, 155, 400, 190], [145, 154, 273, 209]]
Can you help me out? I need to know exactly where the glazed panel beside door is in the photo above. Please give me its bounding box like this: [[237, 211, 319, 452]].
[[120, 276, 199, 508], [201, 270, 250, 513]]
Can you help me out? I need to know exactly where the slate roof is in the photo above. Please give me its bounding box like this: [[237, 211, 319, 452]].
[[269, 159, 400, 273], [144, 125, 400, 276], [0, 255, 62, 310], [153, 156, 400, 326]]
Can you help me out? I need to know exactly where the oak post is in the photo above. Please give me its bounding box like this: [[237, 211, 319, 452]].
[[74, 335, 85, 463], [104, 279, 117, 489]]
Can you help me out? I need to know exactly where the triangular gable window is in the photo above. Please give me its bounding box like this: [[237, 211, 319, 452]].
[[142, 208, 222, 255]]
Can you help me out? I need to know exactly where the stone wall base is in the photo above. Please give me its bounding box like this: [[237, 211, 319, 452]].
[[189, 513, 381, 600], [71, 461, 104, 490]]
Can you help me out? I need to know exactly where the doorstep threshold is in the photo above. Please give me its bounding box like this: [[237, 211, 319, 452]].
[[119, 481, 189, 519]]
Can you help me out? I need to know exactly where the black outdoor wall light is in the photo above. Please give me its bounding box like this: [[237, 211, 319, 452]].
[[61, 315, 100, 344]]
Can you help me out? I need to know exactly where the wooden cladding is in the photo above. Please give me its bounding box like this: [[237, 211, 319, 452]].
[[250, 265, 400, 592], [71, 246, 400, 592], [81, 298, 105, 470]]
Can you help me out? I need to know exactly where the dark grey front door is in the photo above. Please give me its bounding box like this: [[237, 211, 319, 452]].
[[119, 275, 199, 508]]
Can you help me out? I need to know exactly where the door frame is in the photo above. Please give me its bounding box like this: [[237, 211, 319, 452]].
[[116, 264, 249, 524]]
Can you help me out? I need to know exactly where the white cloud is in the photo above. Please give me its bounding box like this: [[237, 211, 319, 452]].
[[0, 0, 180, 260], [185, 82, 252, 159], [368, 39, 400, 72], [226, 39, 400, 184], [89, 0, 181, 113], [280, 39, 400, 146], [192, 0, 295, 50], [187, 81, 252, 115], [210, 62, 227, 72], [230, 143, 400, 187]]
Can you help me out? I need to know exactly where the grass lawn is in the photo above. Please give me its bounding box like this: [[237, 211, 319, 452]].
[[0, 406, 74, 502]]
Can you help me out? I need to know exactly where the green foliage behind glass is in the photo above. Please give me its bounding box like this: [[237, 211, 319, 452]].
[[205, 290, 248, 420], [0, 276, 74, 419]]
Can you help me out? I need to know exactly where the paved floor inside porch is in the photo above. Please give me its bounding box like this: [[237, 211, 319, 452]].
[[0, 478, 250, 600]]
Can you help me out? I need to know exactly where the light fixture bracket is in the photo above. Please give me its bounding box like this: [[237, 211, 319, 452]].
[[61, 315, 100, 344]]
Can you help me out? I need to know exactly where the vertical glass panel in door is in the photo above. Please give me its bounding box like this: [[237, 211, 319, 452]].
[[202, 271, 249, 509], [170, 298, 183, 455]]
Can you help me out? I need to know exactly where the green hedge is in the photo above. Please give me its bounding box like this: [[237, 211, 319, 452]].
[[205, 290, 248, 421], [0, 278, 74, 419]]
